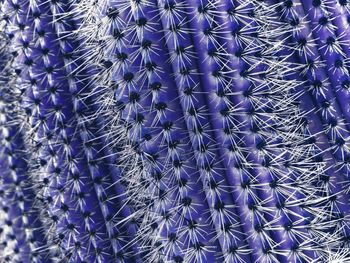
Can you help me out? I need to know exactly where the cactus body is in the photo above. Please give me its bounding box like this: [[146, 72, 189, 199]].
[[1, 0, 350, 262]]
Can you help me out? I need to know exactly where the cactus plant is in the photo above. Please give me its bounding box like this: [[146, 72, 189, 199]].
[[1, 0, 350, 262]]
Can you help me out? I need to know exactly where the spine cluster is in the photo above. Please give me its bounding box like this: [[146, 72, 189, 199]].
[[0, 0, 350, 262]]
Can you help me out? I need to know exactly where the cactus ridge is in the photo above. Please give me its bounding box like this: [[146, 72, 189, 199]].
[[0, 28, 52, 263], [54, 1, 139, 261]]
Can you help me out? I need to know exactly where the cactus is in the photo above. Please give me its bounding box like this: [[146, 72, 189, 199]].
[[1, 0, 350, 262]]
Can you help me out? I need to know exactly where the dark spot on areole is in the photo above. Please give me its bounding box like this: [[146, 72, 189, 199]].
[[124, 71, 134, 82], [173, 159, 183, 168], [334, 59, 343, 68], [135, 113, 144, 123], [312, 0, 321, 7], [318, 16, 328, 26], [141, 39, 152, 49], [326, 36, 335, 46], [150, 81, 162, 91], [298, 37, 307, 47], [181, 196, 192, 206], [164, 1, 176, 11], [284, 0, 293, 8], [178, 178, 188, 187], [107, 7, 119, 19], [290, 17, 300, 27], [339, 0, 349, 6]]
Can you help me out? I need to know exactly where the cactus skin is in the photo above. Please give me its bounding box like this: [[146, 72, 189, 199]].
[[1, 0, 350, 262]]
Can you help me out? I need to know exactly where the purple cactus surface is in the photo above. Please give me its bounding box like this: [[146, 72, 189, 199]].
[[1, 0, 350, 262]]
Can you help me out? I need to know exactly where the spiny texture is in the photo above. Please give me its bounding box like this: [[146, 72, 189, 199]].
[[0, 0, 350, 262], [0, 28, 50, 263], [1, 0, 137, 261]]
